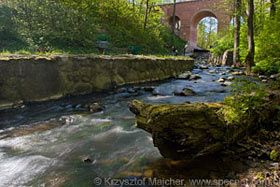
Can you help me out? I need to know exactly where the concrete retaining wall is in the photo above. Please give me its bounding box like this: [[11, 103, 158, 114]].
[[0, 55, 194, 109]]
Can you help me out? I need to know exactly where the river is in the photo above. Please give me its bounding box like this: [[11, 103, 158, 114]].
[[0, 64, 240, 186]]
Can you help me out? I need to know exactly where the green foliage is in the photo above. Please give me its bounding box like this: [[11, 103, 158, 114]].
[[252, 57, 280, 75], [210, 28, 234, 57], [212, 0, 280, 74], [0, 0, 185, 55], [270, 150, 279, 161], [253, 13, 280, 74], [220, 79, 267, 125], [197, 17, 218, 49], [0, 4, 26, 51]]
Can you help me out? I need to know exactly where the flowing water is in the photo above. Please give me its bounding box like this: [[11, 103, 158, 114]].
[[0, 64, 240, 186]]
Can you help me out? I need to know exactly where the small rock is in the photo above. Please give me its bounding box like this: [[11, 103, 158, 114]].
[[227, 69, 233, 73], [227, 76, 235, 81], [88, 103, 104, 113], [232, 71, 245, 76], [262, 79, 268, 83], [209, 70, 217, 73], [217, 78, 225, 82], [270, 163, 279, 170], [174, 88, 196, 96], [199, 65, 208, 69], [189, 74, 201, 80], [178, 71, 192, 79], [270, 73, 280, 80], [221, 81, 233, 87], [13, 100, 25, 109], [259, 75, 267, 80]]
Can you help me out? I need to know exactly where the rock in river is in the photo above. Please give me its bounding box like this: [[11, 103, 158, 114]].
[[174, 88, 196, 96], [178, 71, 192, 79], [227, 76, 235, 81], [232, 71, 245, 76], [128, 99, 279, 160], [199, 65, 209, 69], [189, 74, 201, 80], [221, 81, 233, 87], [217, 78, 225, 83], [88, 103, 104, 113]]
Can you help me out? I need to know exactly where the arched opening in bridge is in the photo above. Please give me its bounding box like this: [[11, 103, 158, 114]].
[[190, 10, 219, 46], [197, 17, 218, 49], [168, 16, 181, 35]]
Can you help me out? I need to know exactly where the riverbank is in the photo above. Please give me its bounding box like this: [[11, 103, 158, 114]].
[[0, 54, 194, 110]]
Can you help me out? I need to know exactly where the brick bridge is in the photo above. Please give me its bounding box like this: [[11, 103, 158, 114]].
[[160, 0, 232, 48]]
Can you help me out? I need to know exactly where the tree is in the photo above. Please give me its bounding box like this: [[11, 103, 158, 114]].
[[233, 0, 241, 66], [245, 0, 255, 74], [270, 0, 277, 18], [172, 0, 176, 34], [144, 0, 149, 29]]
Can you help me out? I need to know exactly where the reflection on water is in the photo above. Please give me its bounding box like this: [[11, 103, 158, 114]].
[[0, 65, 240, 186]]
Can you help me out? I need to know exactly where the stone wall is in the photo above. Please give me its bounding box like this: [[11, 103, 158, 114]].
[[208, 50, 233, 67], [0, 55, 194, 109]]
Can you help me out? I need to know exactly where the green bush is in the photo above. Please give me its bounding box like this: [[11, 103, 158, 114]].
[[219, 79, 267, 125], [253, 58, 280, 74]]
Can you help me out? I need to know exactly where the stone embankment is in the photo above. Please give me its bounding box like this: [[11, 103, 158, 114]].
[[0, 55, 194, 109]]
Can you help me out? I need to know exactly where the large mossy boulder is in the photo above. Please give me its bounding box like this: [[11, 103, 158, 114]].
[[129, 98, 279, 160]]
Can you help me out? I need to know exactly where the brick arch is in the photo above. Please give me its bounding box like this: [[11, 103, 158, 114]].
[[160, 0, 232, 47]]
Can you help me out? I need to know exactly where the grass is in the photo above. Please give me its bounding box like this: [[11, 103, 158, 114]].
[[0, 49, 193, 60]]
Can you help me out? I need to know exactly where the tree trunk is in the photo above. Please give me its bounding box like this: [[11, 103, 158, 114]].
[[172, 0, 176, 34], [270, 0, 276, 18], [245, 0, 255, 75], [129, 99, 279, 160], [233, 0, 241, 67], [132, 0, 135, 9], [144, 0, 149, 30]]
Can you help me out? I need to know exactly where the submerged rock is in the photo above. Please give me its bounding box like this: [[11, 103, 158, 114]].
[[270, 73, 280, 80], [217, 78, 225, 83], [189, 74, 201, 80], [221, 81, 233, 87], [227, 76, 235, 81], [88, 103, 104, 113], [199, 65, 209, 69], [178, 71, 192, 79], [174, 88, 196, 96], [232, 71, 245, 76], [259, 75, 267, 80], [209, 69, 217, 74]]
